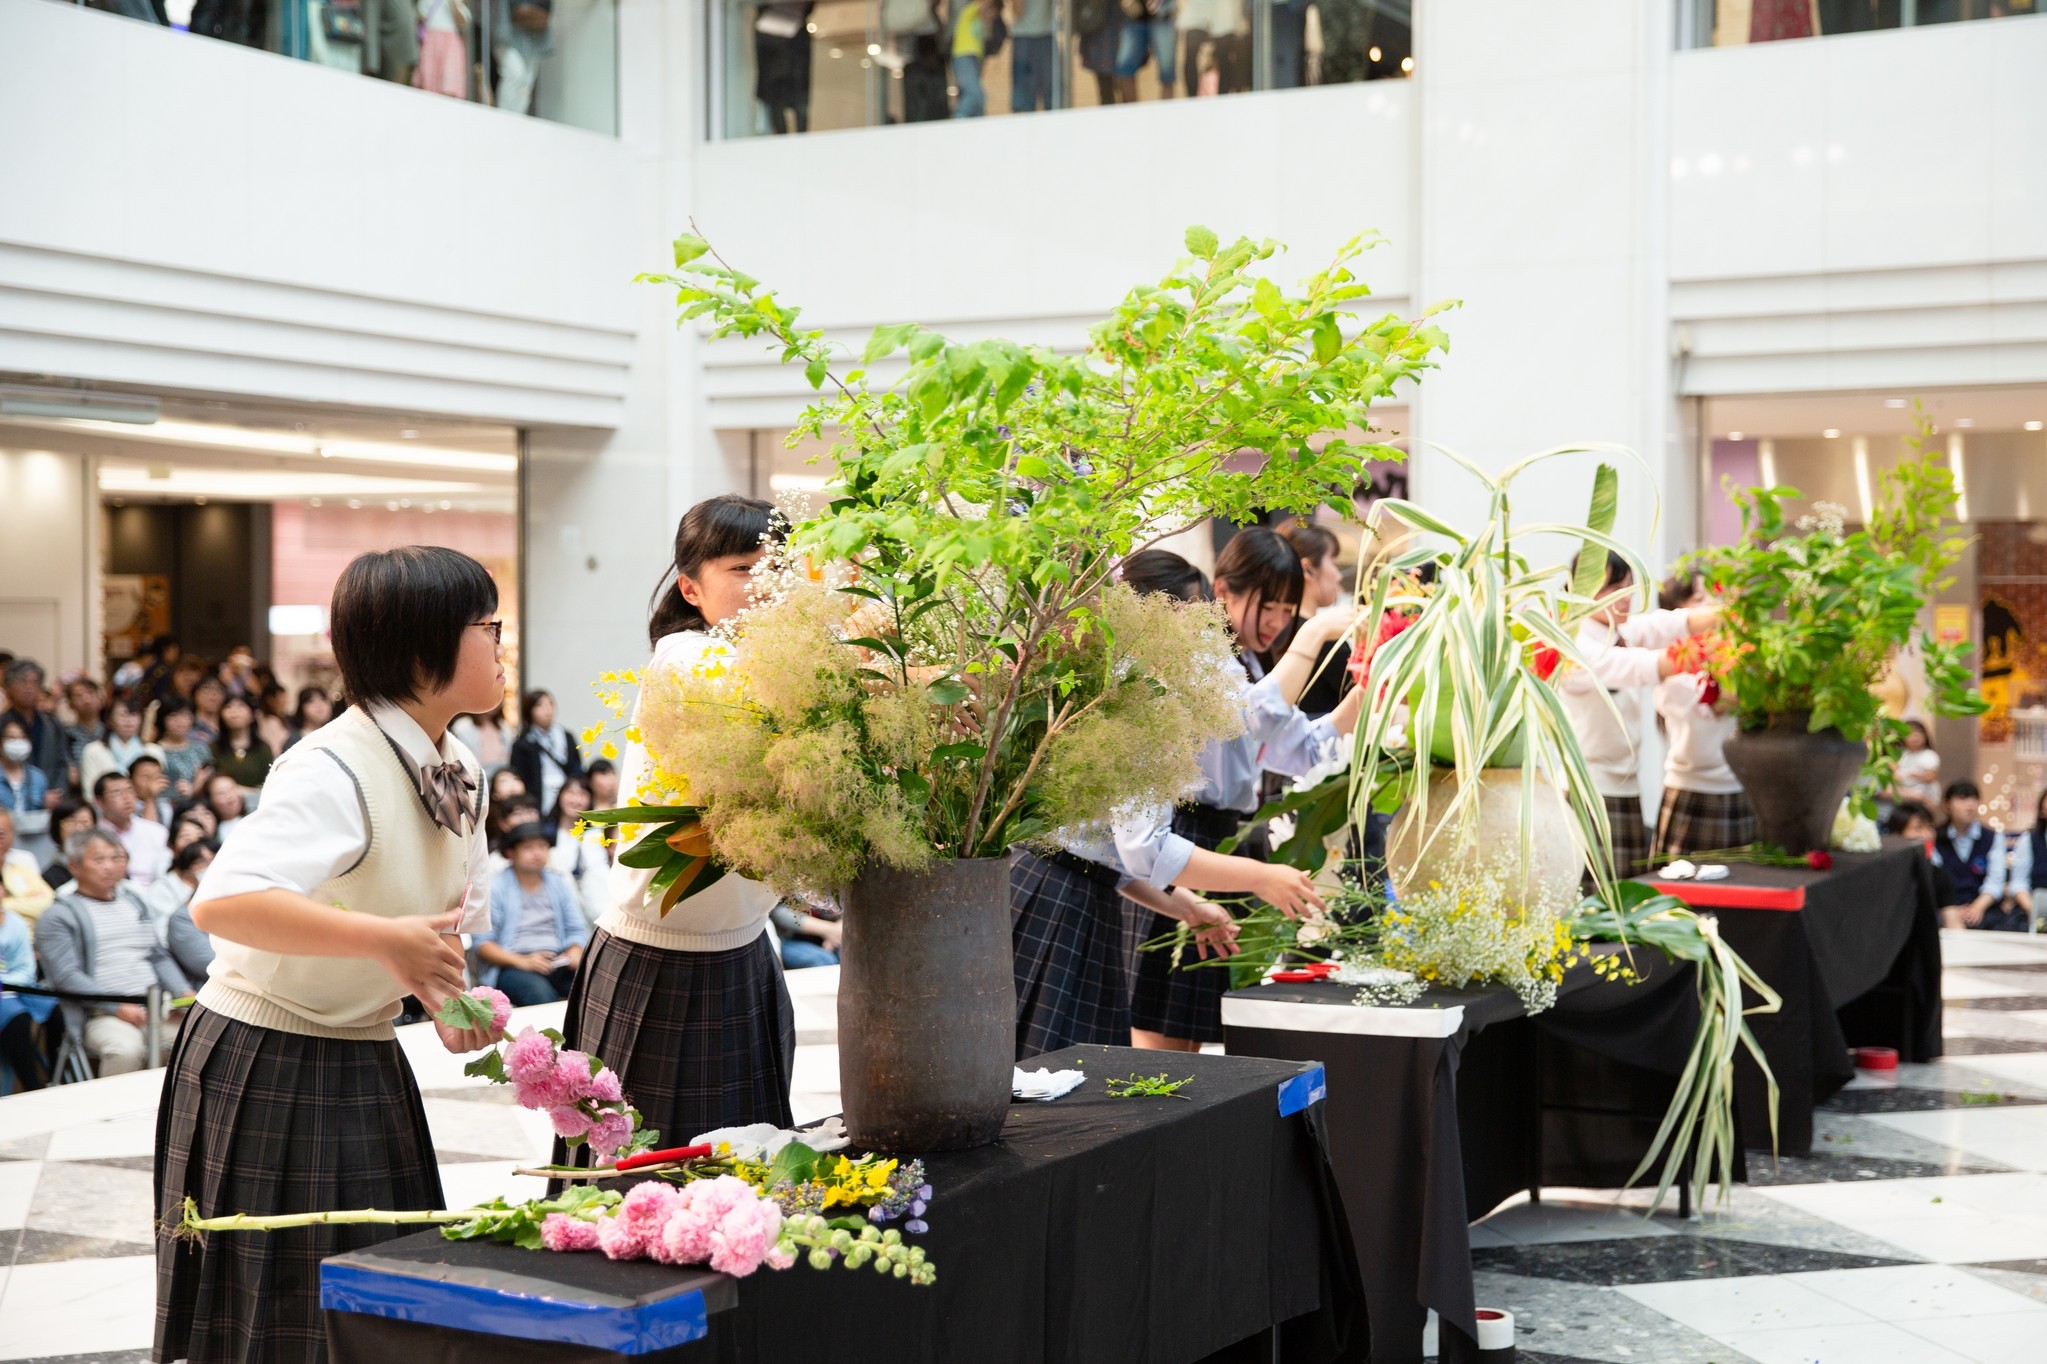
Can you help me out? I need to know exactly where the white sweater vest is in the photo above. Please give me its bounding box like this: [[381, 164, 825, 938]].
[[198, 707, 481, 1040]]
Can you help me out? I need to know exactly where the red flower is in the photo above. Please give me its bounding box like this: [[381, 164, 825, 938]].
[[1805, 850, 1833, 871], [1700, 676, 1722, 707], [1531, 644, 1560, 681], [1348, 611, 1416, 693]]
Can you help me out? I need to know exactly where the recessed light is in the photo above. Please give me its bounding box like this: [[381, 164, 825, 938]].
[[1884, 398, 1908, 408], [308, 497, 322, 507], [385, 500, 400, 510], [1400, 55, 1414, 73], [2027, 421, 2044, 432], [1727, 431, 1744, 441], [347, 499, 362, 509], [1956, 418, 1975, 428], [866, 42, 879, 55], [1823, 429, 1841, 439], [400, 429, 419, 439], [1368, 44, 1382, 61], [440, 500, 453, 510], [194, 495, 208, 505]]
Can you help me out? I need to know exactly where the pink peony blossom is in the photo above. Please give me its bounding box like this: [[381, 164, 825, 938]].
[[548, 1105, 595, 1139], [588, 1068, 624, 1104], [705, 1189, 784, 1277], [586, 1110, 634, 1162], [469, 986, 514, 1033], [539, 1214, 602, 1252]]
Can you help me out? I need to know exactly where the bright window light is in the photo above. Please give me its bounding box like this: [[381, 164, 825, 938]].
[[268, 605, 327, 636]]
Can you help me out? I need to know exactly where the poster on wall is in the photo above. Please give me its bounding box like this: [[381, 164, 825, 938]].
[[1935, 604, 1970, 647], [103, 574, 170, 663]]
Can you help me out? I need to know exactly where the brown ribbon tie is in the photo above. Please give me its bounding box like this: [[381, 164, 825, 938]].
[[418, 760, 479, 838]]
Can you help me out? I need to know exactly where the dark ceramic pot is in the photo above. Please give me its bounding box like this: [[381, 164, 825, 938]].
[[1721, 712, 1866, 856], [837, 856, 1015, 1152]]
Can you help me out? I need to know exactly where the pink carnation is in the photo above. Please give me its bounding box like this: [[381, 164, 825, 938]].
[[504, 1029, 557, 1087], [595, 1209, 647, 1261], [706, 1192, 783, 1277], [586, 1110, 634, 1163], [468, 986, 514, 1033], [764, 1245, 795, 1271], [656, 1203, 713, 1266], [552, 1051, 596, 1106], [539, 1214, 602, 1252], [548, 1105, 595, 1139], [588, 1068, 624, 1104]]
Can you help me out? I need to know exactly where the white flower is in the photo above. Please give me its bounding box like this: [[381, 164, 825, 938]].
[[1830, 800, 1881, 853]]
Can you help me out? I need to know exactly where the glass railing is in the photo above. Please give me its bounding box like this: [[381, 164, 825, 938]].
[[1679, 0, 2036, 48], [56, 0, 618, 134], [715, 0, 1410, 139]]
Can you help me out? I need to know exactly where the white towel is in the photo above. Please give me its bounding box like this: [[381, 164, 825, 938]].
[[1012, 1066, 1087, 1102]]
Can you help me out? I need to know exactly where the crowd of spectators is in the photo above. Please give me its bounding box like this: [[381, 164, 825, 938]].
[[0, 651, 848, 1092]]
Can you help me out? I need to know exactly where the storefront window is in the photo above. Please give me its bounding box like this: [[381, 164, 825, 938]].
[[53, 0, 618, 135], [716, 0, 1410, 139], [1679, 0, 2036, 49]]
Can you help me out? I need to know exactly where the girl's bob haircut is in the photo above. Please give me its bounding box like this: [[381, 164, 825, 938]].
[[330, 546, 498, 706]]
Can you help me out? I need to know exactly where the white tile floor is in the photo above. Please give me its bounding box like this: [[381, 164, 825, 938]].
[[8, 936, 2047, 1362]]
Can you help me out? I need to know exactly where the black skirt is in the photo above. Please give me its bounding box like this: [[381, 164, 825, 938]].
[[154, 1005, 443, 1364], [1129, 805, 1245, 1045], [1011, 848, 1130, 1061], [554, 928, 794, 1171], [1654, 786, 1759, 859]]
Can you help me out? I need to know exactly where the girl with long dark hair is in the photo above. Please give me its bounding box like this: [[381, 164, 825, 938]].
[[555, 494, 796, 1166], [1118, 530, 1366, 1051]]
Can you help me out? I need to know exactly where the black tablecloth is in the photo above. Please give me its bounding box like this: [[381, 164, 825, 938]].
[[1632, 840, 1942, 1154], [1222, 952, 1700, 1364], [325, 1045, 1364, 1364]]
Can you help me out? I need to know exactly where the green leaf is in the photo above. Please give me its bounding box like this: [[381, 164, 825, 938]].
[[926, 679, 971, 706], [435, 991, 495, 1030], [804, 356, 829, 390], [578, 804, 702, 826], [931, 741, 986, 762], [1311, 314, 1341, 362], [673, 234, 710, 267], [1185, 225, 1219, 260], [463, 1048, 508, 1082], [619, 828, 683, 870], [767, 1140, 822, 1188], [1570, 463, 1620, 601]]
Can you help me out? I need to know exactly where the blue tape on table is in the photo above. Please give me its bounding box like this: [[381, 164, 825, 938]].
[[321, 1259, 710, 1354], [1275, 1064, 1327, 1117]]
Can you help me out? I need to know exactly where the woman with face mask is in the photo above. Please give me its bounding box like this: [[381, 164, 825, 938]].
[[0, 715, 52, 866]]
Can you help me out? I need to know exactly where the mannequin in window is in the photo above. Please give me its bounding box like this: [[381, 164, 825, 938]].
[[754, 3, 815, 134], [496, 0, 554, 115]]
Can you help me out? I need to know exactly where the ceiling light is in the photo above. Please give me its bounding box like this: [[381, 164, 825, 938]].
[[1956, 418, 1974, 428], [97, 465, 494, 502], [1949, 434, 1968, 522], [2026, 421, 2044, 432], [1368, 44, 1381, 61], [11, 415, 515, 473], [1727, 431, 1744, 441], [347, 499, 362, 509], [1884, 398, 1907, 408], [1400, 55, 1414, 73], [1853, 437, 1873, 523], [400, 429, 419, 438], [308, 497, 322, 507], [1759, 439, 1778, 489], [269, 605, 327, 636], [440, 500, 453, 509], [193, 495, 207, 505], [867, 42, 880, 54], [1822, 428, 1840, 439], [0, 386, 160, 424]]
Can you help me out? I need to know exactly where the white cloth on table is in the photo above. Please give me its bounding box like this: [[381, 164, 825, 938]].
[[1012, 1066, 1087, 1101]]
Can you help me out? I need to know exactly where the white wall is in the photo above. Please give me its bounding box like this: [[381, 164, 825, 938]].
[[1669, 14, 2047, 397], [1407, 0, 1684, 567], [0, 448, 95, 677], [0, 0, 638, 426]]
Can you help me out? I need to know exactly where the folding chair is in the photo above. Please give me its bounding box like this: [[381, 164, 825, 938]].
[[8, 983, 167, 1084]]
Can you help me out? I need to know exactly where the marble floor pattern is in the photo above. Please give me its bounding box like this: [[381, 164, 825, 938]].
[[8, 937, 2047, 1361]]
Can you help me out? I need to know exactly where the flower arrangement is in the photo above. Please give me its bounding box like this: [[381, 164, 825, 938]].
[[180, 988, 939, 1285], [1664, 631, 1752, 709], [588, 227, 1448, 898], [1346, 448, 1656, 896], [1684, 407, 1985, 805]]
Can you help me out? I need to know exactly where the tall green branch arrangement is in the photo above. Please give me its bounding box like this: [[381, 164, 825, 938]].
[[1686, 406, 1985, 808], [627, 228, 1450, 887]]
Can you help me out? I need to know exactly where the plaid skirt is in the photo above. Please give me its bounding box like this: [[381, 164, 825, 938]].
[[1129, 806, 1243, 1045], [554, 928, 794, 1172], [155, 1005, 442, 1364], [1011, 848, 1129, 1061], [1655, 786, 1758, 860], [1603, 793, 1654, 879]]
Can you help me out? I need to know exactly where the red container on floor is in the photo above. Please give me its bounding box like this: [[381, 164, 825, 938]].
[[1853, 1046, 1899, 1087]]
